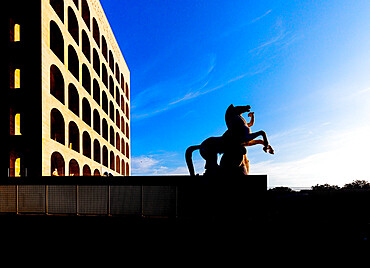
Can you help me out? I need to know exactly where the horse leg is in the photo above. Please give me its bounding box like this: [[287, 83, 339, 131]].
[[245, 130, 269, 147]]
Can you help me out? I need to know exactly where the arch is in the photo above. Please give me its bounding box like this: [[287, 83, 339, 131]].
[[115, 86, 120, 105], [121, 137, 125, 155], [110, 151, 115, 171], [121, 160, 126, 176], [102, 91, 108, 114], [50, 65, 64, 104], [109, 50, 114, 72], [51, 152, 65, 176], [121, 74, 124, 91], [116, 109, 120, 128], [102, 118, 108, 140], [82, 30, 90, 62], [116, 156, 120, 174], [10, 150, 22, 177], [82, 64, 91, 93], [102, 63, 108, 88], [81, 0, 90, 29], [125, 83, 129, 100], [93, 79, 100, 104], [82, 98, 91, 126], [126, 162, 130, 176], [115, 63, 120, 81], [121, 96, 124, 112], [94, 169, 101, 176], [121, 117, 125, 135], [83, 131, 91, 158], [68, 45, 79, 80], [116, 133, 120, 151], [109, 76, 114, 96], [68, 83, 79, 116], [93, 139, 101, 163], [102, 36, 108, 60], [50, 21, 64, 63], [68, 7, 79, 44], [110, 126, 115, 146], [126, 122, 129, 139], [69, 159, 80, 176], [93, 48, 100, 75], [51, 108, 65, 145], [68, 121, 80, 152], [92, 17, 100, 47], [93, 109, 100, 134], [109, 101, 114, 121], [83, 165, 91, 176], [126, 103, 129, 119], [102, 146, 108, 167], [126, 143, 130, 159], [50, 0, 64, 22]]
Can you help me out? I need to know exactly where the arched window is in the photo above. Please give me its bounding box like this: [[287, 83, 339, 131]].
[[83, 165, 91, 176], [94, 169, 101, 176], [109, 76, 114, 97], [51, 109, 65, 145], [93, 109, 100, 134], [14, 24, 20, 42], [50, 0, 64, 22], [121, 138, 125, 155], [93, 79, 100, 104], [109, 101, 114, 121], [126, 103, 129, 119], [125, 83, 129, 100], [115, 63, 120, 81], [102, 91, 108, 114], [50, 65, 64, 104], [68, 121, 80, 152], [82, 98, 91, 126], [81, 0, 90, 29], [109, 50, 114, 72], [126, 143, 130, 159], [110, 126, 115, 146], [94, 140, 101, 163], [93, 48, 100, 75], [110, 151, 115, 171], [51, 152, 65, 176], [116, 133, 120, 151], [121, 74, 124, 91], [121, 160, 126, 176], [69, 159, 80, 176], [102, 118, 108, 140], [115, 86, 120, 105], [50, 21, 64, 63], [126, 163, 130, 176], [82, 30, 90, 62], [83, 131, 91, 158], [102, 63, 108, 88], [102, 36, 108, 60], [68, 83, 79, 116], [116, 109, 120, 128], [68, 7, 79, 44], [68, 45, 79, 80], [102, 146, 108, 167], [126, 122, 129, 139], [116, 156, 120, 174], [93, 18, 100, 47], [121, 117, 125, 135], [82, 64, 91, 93]]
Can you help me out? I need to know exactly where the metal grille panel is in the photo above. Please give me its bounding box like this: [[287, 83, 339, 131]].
[[143, 186, 177, 216], [0, 186, 16, 213], [110, 186, 141, 215], [78, 185, 108, 215], [48, 185, 77, 214], [18, 185, 46, 213]]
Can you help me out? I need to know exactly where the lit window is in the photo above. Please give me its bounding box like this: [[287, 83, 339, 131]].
[[14, 69, 21, 89], [14, 24, 20, 42], [15, 113, 22, 135], [15, 158, 21, 177]]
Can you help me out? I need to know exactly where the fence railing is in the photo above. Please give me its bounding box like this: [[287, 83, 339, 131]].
[[0, 176, 267, 218]]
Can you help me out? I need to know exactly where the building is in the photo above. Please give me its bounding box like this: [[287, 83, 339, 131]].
[[6, 0, 131, 177]]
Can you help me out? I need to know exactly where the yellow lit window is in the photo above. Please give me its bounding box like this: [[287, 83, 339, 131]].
[[15, 158, 21, 177], [15, 113, 22, 135], [14, 69, 20, 89], [14, 24, 20, 42]]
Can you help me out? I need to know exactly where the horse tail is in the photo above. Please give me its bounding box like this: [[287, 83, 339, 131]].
[[185, 145, 201, 176]]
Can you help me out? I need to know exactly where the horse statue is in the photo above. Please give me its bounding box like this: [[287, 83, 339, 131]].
[[185, 104, 274, 176]]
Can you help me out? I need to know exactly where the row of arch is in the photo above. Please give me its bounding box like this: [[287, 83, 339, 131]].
[[51, 151, 129, 176], [49, 0, 129, 101], [50, 65, 129, 138], [51, 108, 129, 161]]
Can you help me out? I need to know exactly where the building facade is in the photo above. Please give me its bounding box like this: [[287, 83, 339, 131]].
[[7, 0, 131, 177]]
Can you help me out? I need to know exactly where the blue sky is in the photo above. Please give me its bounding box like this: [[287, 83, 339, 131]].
[[100, 0, 370, 187]]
